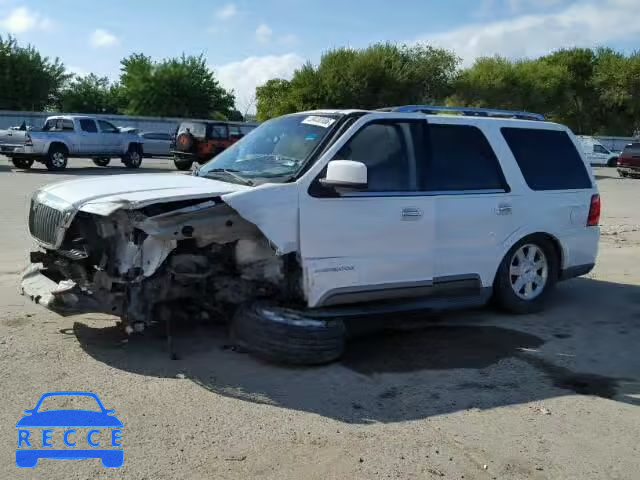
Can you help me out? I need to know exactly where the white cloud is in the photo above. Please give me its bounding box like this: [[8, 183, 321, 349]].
[[216, 3, 238, 20], [415, 0, 640, 66], [215, 53, 304, 113], [0, 7, 53, 34], [89, 29, 119, 48], [255, 23, 273, 44]]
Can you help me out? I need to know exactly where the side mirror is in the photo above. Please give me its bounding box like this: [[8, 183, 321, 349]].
[[319, 160, 367, 190]]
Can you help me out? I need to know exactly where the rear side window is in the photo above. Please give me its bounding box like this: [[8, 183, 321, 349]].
[[79, 119, 97, 133], [62, 119, 74, 131], [502, 128, 592, 190], [421, 124, 506, 191], [209, 124, 228, 139]]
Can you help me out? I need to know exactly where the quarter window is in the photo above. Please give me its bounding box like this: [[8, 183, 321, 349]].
[[421, 124, 505, 191], [334, 122, 417, 192], [502, 128, 592, 190]]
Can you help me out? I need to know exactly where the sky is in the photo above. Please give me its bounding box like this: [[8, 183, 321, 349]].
[[1, 0, 640, 113]]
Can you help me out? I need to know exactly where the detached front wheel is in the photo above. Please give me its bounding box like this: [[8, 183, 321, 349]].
[[231, 302, 346, 365], [493, 235, 559, 314]]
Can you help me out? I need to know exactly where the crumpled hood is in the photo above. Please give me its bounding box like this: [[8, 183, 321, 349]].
[[37, 173, 250, 215]]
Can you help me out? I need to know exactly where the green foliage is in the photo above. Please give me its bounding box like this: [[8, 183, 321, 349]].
[[58, 74, 123, 114], [256, 43, 459, 121], [118, 53, 235, 118], [0, 35, 69, 110]]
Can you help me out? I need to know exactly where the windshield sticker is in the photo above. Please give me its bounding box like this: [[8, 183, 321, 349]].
[[305, 133, 319, 141], [301, 116, 335, 128]]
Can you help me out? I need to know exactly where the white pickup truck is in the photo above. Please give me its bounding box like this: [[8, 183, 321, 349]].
[[1, 115, 144, 171]]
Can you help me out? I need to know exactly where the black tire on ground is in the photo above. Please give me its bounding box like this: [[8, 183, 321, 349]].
[[11, 158, 34, 169], [493, 235, 559, 314], [174, 158, 194, 171], [607, 157, 618, 167], [230, 302, 346, 365], [122, 145, 142, 169], [92, 157, 111, 167], [45, 145, 68, 171]]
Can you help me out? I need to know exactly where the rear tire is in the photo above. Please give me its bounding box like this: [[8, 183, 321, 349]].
[[11, 158, 34, 169], [92, 157, 111, 167], [619, 170, 628, 178], [122, 145, 142, 169], [493, 235, 559, 314], [174, 158, 194, 171], [607, 157, 618, 167], [230, 302, 346, 365], [45, 145, 68, 171]]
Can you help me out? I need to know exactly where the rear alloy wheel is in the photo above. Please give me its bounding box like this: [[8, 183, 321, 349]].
[[45, 146, 68, 171], [11, 158, 34, 169], [174, 158, 194, 171], [92, 157, 111, 167], [122, 146, 142, 169], [494, 236, 558, 314]]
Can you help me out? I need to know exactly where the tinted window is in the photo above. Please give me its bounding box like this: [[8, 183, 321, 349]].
[[97, 120, 118, 133], [334, 122, 416, 191], [79, 119, 97, 133], [502, 128, 592, 190], [420, 124, 505, 191]]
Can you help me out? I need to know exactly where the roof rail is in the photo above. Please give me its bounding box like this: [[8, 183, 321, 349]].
[[381, 105, 545, 121]]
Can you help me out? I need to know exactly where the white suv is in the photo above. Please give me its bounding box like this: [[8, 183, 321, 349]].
[[21, 106, 600, 364]]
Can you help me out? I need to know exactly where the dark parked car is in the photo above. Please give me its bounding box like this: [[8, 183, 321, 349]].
[[170, 121, 258, 170], [617, 143, 640, 178]]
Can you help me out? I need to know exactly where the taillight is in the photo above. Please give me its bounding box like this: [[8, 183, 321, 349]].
[[587, 194, 600, 226], [25, 134, 33, 146]]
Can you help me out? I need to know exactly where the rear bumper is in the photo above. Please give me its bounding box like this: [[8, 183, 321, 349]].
[[1, 144, 39, 158]]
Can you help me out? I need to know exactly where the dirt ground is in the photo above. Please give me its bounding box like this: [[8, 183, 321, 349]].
[[0, 159, 638, 479]]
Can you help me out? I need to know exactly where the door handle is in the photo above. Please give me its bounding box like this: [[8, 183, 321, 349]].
[[402, 207, 422, 220], [497, 203, 512, 215]]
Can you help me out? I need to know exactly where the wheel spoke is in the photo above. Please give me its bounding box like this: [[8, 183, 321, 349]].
[[533, 275, 545, 287], [533, 260, 546, 270], [524, 282, 534, 297], [516, 250, 526, 264], [527, 246, 537, 261], [510, 265, 522, 276], [513, 276, 526, 293]]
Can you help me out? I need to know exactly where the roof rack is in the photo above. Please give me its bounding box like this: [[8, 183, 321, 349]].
[[380, 105, 545, 121]]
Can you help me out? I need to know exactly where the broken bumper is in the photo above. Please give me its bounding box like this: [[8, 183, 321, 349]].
[[20, 264, 106, 316]]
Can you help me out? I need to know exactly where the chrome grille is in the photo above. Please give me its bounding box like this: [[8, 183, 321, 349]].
[[28, 199, 66, 247]]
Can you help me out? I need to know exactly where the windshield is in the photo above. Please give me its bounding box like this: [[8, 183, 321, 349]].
[[197, 114, 338, 182]]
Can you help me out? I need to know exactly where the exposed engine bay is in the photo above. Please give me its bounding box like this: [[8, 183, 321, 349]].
[[22, 196, 303, 332]]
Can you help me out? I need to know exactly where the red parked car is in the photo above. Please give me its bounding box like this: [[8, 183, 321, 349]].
[[617, 143, 640, 178]]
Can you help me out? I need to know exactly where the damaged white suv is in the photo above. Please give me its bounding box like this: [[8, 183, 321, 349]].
[[21, 106, 600, 364]]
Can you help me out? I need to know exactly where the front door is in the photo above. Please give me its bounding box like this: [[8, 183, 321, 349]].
[[97, 120, 121, 155], [299, 118, 435, 308]]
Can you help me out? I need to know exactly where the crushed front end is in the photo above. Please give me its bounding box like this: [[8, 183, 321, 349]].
[[21, 190, 302, 332]]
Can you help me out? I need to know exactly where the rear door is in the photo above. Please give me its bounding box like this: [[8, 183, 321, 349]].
[[300, 117, 436, 308], [419, 120, 518, 288]]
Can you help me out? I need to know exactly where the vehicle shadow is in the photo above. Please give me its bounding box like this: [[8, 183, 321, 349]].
[[72, 277, 640, 424]]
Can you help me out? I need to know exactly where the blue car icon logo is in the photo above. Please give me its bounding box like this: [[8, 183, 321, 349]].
[[16, 391, 123, 468]]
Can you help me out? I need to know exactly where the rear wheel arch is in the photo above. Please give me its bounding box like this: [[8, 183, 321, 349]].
[[48, 141, 69, 155], [494, 231, 564, 284]]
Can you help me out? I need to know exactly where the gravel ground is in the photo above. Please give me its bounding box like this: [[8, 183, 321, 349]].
[[0, 158, 639, 479]]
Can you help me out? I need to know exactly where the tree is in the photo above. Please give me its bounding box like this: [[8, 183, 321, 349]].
[[119, 53, 235, 118], [0, 35, 68, 110], [58, 74, 123, 114], [255, 43, 459, 120]]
